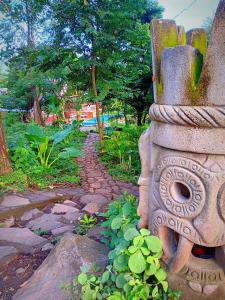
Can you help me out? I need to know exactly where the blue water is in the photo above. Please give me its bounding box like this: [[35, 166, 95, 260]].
[[82, 114, 120, 126]]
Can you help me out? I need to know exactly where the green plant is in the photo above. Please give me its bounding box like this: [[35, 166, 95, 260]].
[[25, 124, 83, 168], [68, 194, 181, 300], [32, 229, 50, 236], [100, 125, 147, 183], [74, 214, 97, 235]]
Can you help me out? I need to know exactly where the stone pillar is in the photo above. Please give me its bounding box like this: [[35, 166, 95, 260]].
[[138, 1, 225, 299]]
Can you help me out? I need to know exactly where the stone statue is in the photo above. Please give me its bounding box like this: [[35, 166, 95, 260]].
[[138, 1, 225, 299]]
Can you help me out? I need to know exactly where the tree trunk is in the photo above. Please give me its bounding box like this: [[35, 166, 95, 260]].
[[91, 64, 104, 151], [0, 113, 12, 175], [33, 86, 44, 126]]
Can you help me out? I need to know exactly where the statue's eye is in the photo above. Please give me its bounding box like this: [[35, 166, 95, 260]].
[[218, 183, 225, 222], [159, 166, 205, 218]]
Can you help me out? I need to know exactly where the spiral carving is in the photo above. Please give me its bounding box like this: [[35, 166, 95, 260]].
[[150, 104, 225, 128]]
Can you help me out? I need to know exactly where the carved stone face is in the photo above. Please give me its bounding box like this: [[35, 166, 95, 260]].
[[150, 147, 225, 294]]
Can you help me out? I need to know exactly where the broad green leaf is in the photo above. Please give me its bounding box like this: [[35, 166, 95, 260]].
[[100, 271, 110, 284], [140, 247, 150, 256], [155, 268, 167, 281], [133, 235, 144, 247], [111, 217, 123, 230], [116, 274, 127, 288], [78, 273, 87, 285], [161, 280, 169, 292], [145, 236, 162, 253], [124, 227, 139, 241], [152, 285, 158, 298], [140, 228, 150, 236], [128, 245, 138, 254], [59, 147, 83, 158], [113, 254, 128, 272], [128, 250, 146, 274]]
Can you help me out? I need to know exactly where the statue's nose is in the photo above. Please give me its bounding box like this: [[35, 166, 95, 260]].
[[193, 213, 222, 244]]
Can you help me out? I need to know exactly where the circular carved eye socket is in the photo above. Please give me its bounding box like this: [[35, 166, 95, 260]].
[[170, 181, 191, 203], [159, 166, 206, 218]]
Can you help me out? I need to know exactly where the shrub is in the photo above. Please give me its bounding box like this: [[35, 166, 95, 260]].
[[67, 194, 182, 300]]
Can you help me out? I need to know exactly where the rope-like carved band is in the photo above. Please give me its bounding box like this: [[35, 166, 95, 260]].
[[150, 104, 225, 128]]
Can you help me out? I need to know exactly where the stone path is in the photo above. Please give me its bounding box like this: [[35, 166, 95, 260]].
[[0, 133, 139, 299], [78, 133, 139, 199]]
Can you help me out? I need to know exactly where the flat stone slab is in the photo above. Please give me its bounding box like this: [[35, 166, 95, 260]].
[[13, 233, 108, 300], [80, 194, 108, 206], [62, 212, 81, 223], [51, 225, 74, 235], [83, 202, 101, 214], [0, 246, 18, 266], [28, 191, 58, 203], [51, 204, 79, 214], [26, 214, 65, 231], [1, 195, 30, 207], [21, 209, 43, 222], [0, 228, 47, 253], [63, 200, 77, 207]]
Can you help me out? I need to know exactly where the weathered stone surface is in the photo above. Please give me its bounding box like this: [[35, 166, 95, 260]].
[[63, 200, 77, 207], [86, 226, 103, 241], [80, 194, 108, 206], [51, 204, 79, 214], [21, 209, 43, 222], [1, 195, 30, 207], [28, 191, 57, 203], [51, 225, 74, 235], [83, 202, 101, 214], [0, 228, 47, 253], [26, 214, 64, 231], [41, 243, 54, 251], [0, 246, 18, 266], [62, 211, 81, 223], [139, 4, 225, 299], [13, 233, 108, 300]]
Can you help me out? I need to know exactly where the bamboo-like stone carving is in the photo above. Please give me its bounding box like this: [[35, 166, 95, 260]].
[[138, 1, 225, 299]]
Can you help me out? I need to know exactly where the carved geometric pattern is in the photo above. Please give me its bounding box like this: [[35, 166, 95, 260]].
[[150, 104, 225, 128], [159, 166, 206, 218]]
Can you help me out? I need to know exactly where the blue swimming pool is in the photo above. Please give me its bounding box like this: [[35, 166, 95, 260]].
[[82, 114, 120, 126]]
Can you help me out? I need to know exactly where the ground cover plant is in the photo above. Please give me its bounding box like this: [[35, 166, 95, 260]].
[[0, 113, 86, 193], [100, 125, 147, 183], [64, 194, 181, 300]]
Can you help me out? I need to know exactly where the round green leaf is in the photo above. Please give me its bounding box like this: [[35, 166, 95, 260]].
[[128, 250, 146, 274], [140, 228, 150, 236], [78, 273, 87, 285], [161, 280, 169, 292], [155, 268, 167, 281], [124, 227, 139, 241], [114, 254, 128, 272], [133, 235, 144, 247], [152, 285, 158, 298], [145, 236, 162, 252], [111, 217, 123, 230], [101, 271, 110, 284], [116, 274, 127, 288]]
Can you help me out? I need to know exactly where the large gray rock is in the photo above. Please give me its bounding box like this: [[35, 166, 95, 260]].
[[80, 194, 108, 206], [21, 208, 43, 222], [26, 213, 65, 231], [0, 246, 18, 266], [0, 228, 47, 253], [13, 233, 108, 300], [51, 204, 79, 214], [1, 195, 30, 207]]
